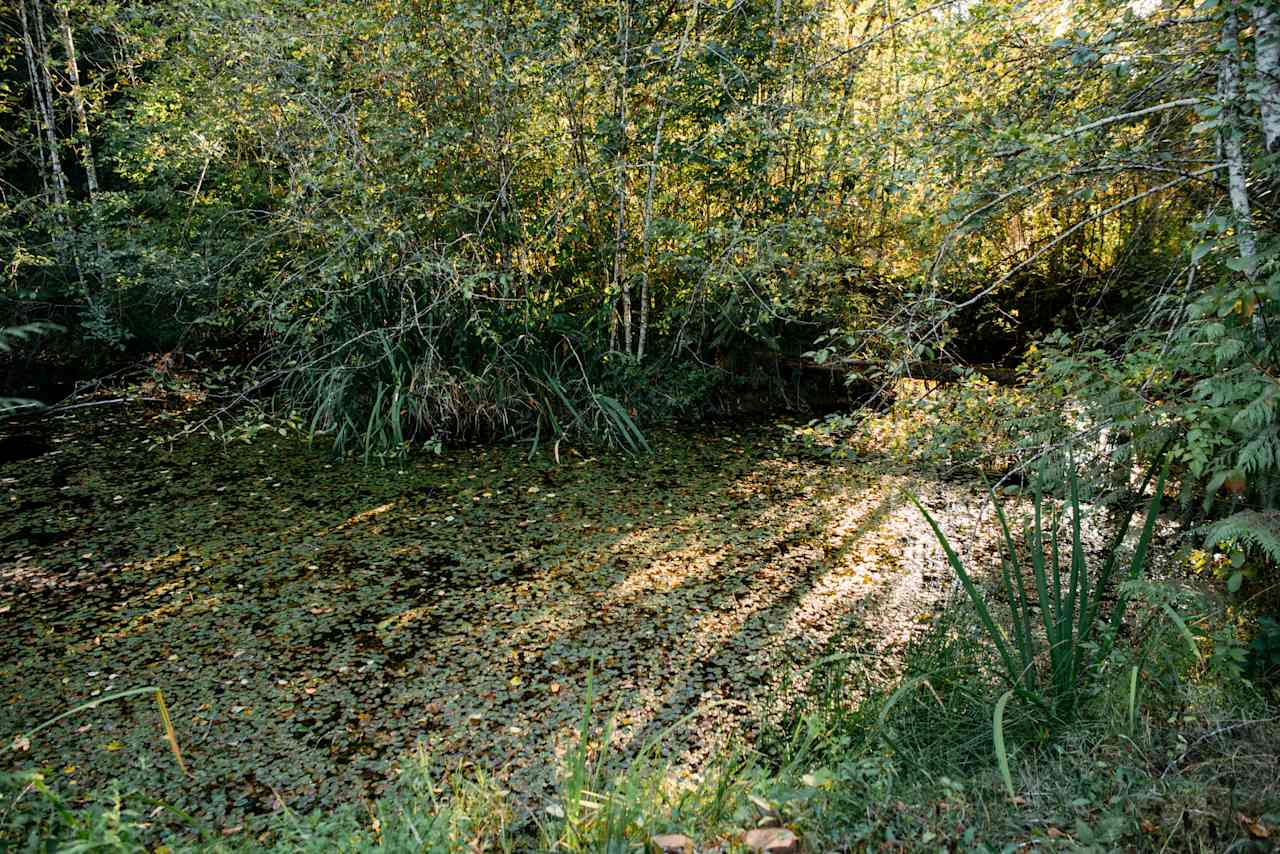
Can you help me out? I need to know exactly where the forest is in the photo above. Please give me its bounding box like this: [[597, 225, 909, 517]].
[[1, 0, 1278, 849]]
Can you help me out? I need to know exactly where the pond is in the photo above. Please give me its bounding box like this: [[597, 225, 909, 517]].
[[0, 404, 987, 831]]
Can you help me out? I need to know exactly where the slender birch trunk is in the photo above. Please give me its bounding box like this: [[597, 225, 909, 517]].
[[1253, 3, 1280, 152], [57, 1, 108, 273], [636, 2, 696, 362], [27, 0, 88, 291], [611, 0, 632, 355], [19, 0, 68, 210], [17, 3, 51, 198], [637, 108, 662, 363], [1251, 2, 1278, 345], [1220, 5, 1257, 275], [56, 4, 98, 197]]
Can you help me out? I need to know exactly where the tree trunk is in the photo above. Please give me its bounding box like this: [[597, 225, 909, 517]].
[[636, 106, 659, 362], [1251, 2, 1277, 345], [57, 1, 108, 272], [1220, 5, 1256, 275], [1254, 3, 1280, 152], [611, 0, 632, 355], [636, 2, 696, 362], [19, 0, 68, 210], [17, 1, 51, 198], [56, 4, 98, 198]]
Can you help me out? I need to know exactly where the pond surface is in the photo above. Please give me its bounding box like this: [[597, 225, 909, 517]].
[[0, 405, 987, 830]]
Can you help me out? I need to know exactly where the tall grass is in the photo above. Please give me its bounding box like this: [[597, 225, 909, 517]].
[[287, 324, 656, 459]]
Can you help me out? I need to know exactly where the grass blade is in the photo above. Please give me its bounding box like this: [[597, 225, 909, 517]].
[[909, 492, 1021, 690], [993, 690, 1016, 801], [1065, 469, 1085, 699], [14, 685, 189, 777], [154, 688, 190, 776], [1159, 603, 1201, 662], [1102, 459, 1170, 652], [1127, 664, 1139, 735], [19, 686, 160, 741], [1093, 453, 1170, 633], [991, 498, 1036, 691]]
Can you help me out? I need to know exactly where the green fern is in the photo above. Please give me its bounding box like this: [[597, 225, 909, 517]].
[[0, 322, 61, 353], [1205, 510, 1280, 565], [0, 323, 62, 416], [1239, 431, 1279, 475], [1236, 397, 1270, 428]]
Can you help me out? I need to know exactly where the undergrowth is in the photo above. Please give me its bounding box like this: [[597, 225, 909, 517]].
[[758, 594, 1280, 852]]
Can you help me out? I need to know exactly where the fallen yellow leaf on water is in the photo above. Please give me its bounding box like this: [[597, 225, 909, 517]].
[[103, 740, 124, 751], [1239, 813, 1270, 839]]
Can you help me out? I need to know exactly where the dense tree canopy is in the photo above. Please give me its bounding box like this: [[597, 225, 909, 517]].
[[1, 0, 1275, 498]]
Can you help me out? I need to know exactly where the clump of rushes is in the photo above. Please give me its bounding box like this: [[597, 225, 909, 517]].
[[909, 457, 1170, 796]]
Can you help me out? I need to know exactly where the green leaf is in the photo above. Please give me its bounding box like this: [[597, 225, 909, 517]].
[[993, 690, 1016, 801]]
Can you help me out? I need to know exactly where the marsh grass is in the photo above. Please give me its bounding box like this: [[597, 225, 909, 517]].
[[289, 327, 663, 461]]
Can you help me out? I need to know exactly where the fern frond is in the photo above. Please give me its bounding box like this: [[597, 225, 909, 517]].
[[1234, 394, 1277, 433], [1238, 431, 1279, 475], [1205, 510, 1280, 565], [0, 322, 61, 354]]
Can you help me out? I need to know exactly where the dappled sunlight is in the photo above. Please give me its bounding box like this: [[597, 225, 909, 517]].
[[0, 555, 64, 600], [332, 501, 399, 532], [593, 478, 953, 765], [0, 0, 1266, 841], [605, 529, 729, 598], [104, 585, 220, 644], [0, 408, 996, 828]]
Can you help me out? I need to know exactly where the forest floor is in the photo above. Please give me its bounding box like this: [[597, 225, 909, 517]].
[[0, 403, 1012, 832]]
